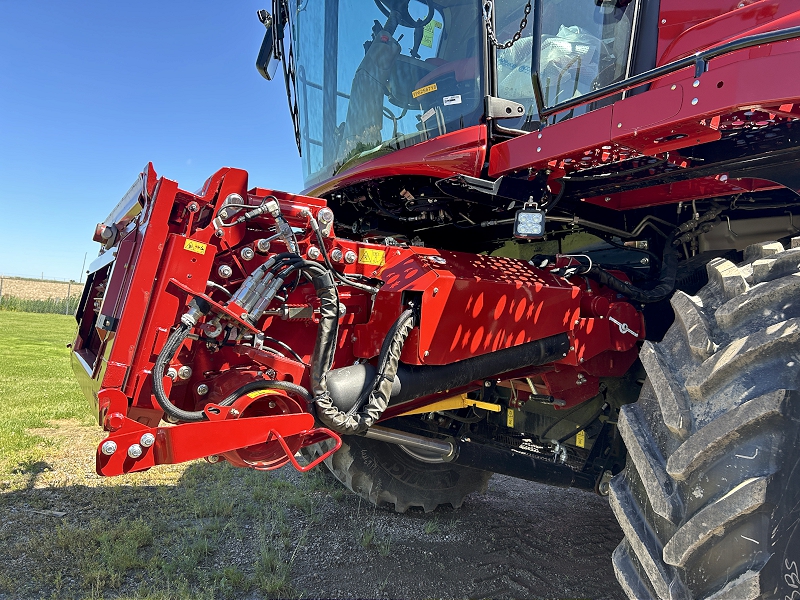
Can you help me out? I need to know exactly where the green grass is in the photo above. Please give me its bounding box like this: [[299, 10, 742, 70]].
[[0, 294, 80, 314], [0, 311, 349, 599], [0, 312, 91, 475]]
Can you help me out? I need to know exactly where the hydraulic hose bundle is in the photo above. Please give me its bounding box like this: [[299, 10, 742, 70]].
[[313, 309, 415, 435], [151, 256, 327, 423]]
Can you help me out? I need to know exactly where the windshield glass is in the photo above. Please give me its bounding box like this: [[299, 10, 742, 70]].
[[495, 0, 637, 128], [289, 0, 484, 189]]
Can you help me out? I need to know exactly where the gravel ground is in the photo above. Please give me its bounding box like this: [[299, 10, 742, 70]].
[[0, 421, 624, 599], [298, 472, 626, 600]]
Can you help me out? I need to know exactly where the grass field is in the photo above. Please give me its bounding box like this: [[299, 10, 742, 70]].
[[0, 313, 343, 599]]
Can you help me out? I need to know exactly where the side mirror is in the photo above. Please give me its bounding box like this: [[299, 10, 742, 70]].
[[256, 9, 279, 80]]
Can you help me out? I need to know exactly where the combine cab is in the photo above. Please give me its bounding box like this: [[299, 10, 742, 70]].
[[72, 0, 800, 597]]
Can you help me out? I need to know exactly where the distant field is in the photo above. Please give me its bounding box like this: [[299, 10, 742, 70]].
[[0, 276, 82, 301]]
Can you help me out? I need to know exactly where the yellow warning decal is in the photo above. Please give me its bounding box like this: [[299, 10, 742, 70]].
[[575, 430, 586, 448], [412, 83, 437, 99], [358, 248, 386, 266], [246, 389, 279, 399], [506, 408, 514, 428], [184, 239, 207, 255]]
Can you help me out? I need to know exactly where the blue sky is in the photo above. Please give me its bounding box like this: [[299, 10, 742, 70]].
[[0, 2, 303, 281]]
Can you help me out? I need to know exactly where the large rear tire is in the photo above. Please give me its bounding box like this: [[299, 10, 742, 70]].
[[611, 241, 800, 599], [308, 434, 492, 513]]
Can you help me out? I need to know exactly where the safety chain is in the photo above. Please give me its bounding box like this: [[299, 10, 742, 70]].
[[483, 0, 532, 49]]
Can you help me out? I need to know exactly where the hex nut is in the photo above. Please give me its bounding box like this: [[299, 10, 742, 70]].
[[307, 246, 321, 260], [218, 264, 233, 278], [240, 247, 255, 261], [256, 239, 271, 253]]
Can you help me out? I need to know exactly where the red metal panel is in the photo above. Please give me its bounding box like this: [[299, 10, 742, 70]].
[[659, 0, 790, 64], [583, 177, 782, 209], [489, 107, 613, 178], [305, 125, 487, 197]]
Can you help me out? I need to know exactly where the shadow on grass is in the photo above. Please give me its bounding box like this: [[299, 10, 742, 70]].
[[0, 463, 343, 600]]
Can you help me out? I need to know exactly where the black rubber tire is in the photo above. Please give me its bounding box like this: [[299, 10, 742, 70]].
[[305, 434, 492, 513], [610, 240, 800, 599]]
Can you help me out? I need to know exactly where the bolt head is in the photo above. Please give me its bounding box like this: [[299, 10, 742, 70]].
[[214, 229, 224, 238], [218, 265, 233, 278], [101, 440, 118, 456], [240, 247, 255, 261], [484, 381, 492, 387], [207, 454, 221, 464], [432, 287, 439, 295], [424, 350, 430, 357], [344, 250, 357, 264], [256, 238, 271, 253], [166, 367, 178, 381], [307, 246, 321, 260], [330, 248, 343, 262], [691, 98, 699, 105], [140, 433, 156, 448], [187, 202, 199, 213], [127, 444, 144, 459], [105, 412, 125, 432], [317, 207, 334, 224], [197, 383, 209, 395], [177, 366, 192, 380], [229, 408, 240, 417]]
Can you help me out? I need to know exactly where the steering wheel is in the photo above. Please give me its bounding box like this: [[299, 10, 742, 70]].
[[373, 0, 434, 32]]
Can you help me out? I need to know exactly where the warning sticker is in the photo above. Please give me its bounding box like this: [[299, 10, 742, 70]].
[[184, 239, 207, 255], [421, 19, 442, 48], [506, 408, 514, 428], [443, 94, 462, 106], [575, 430, 586, 448], [358, 248, 386, 266], [412, 83, 437, 99]]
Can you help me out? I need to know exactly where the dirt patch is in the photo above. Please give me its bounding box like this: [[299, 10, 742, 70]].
[[0, 420, 624, 599]]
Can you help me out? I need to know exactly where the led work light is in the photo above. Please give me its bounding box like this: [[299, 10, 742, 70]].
[[513, 204, 546, 239]]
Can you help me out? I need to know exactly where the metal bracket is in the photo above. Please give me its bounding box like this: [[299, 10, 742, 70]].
[[485, 96, 526, 120]]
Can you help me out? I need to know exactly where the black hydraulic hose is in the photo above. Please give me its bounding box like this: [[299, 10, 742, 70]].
[[219, 379, 313, 407], [347, 308, 415, 417], [584, 234, 677, 303], [151, 322, 208, 423], [309, 268, 341, 401]]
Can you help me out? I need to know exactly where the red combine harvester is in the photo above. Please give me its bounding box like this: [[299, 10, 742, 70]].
[[72, 0, 800, 597]]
